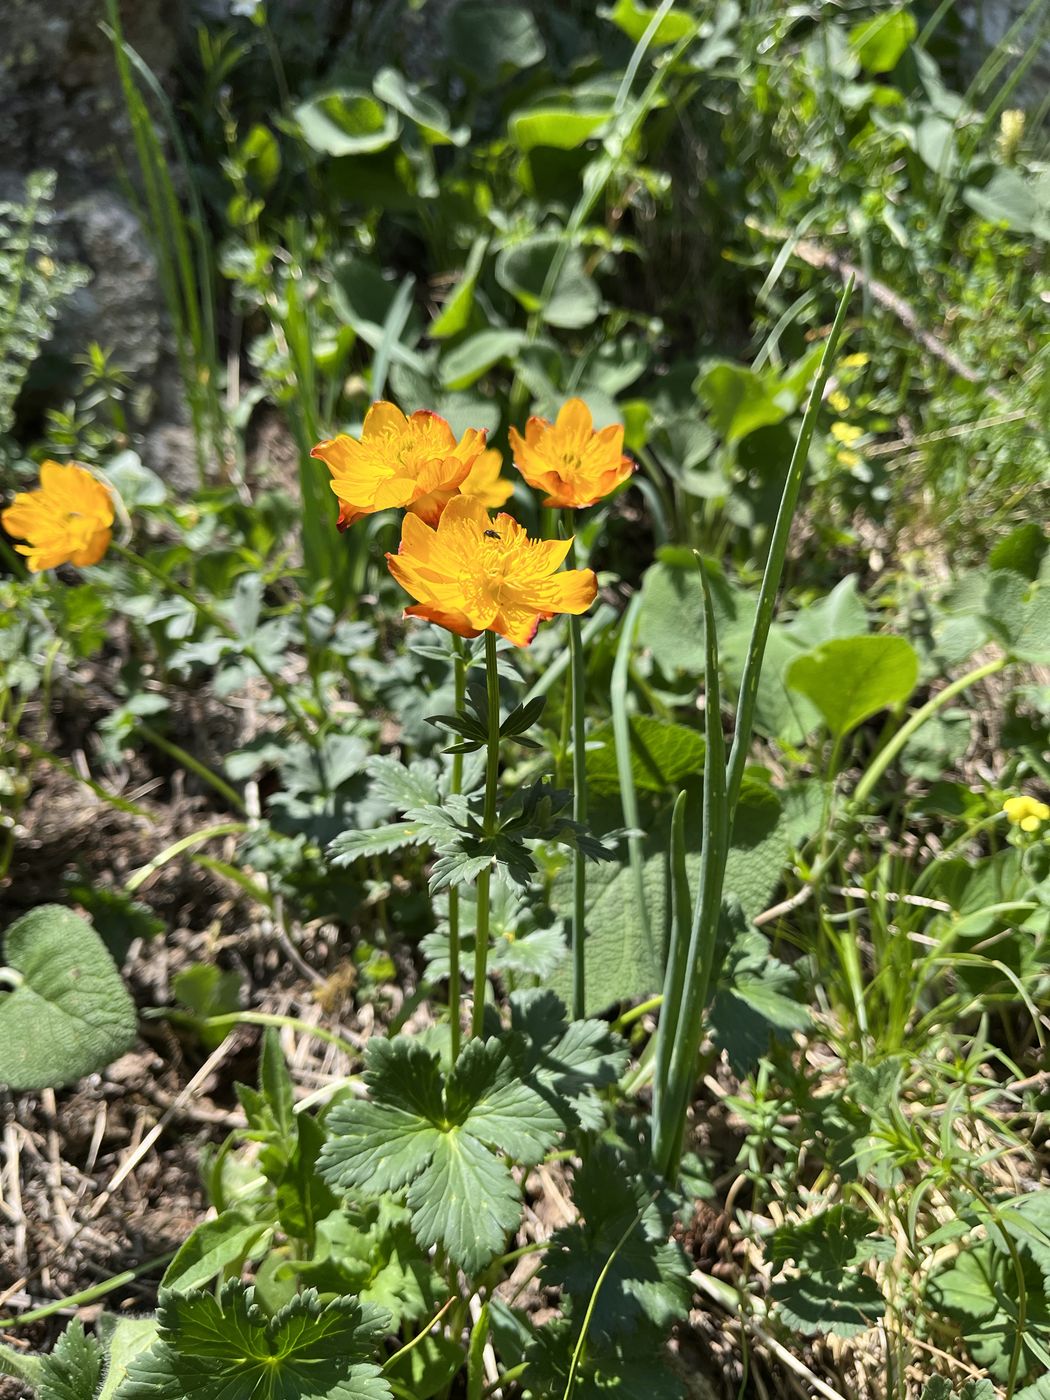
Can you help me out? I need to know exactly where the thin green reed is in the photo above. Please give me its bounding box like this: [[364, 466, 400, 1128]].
[[651, 280, 854, 1181], [104, 0, 225, 480]]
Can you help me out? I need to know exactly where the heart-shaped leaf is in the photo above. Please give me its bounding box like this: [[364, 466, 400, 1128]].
[[0, 905, 137, 1090], [786, 635, 919, 738]]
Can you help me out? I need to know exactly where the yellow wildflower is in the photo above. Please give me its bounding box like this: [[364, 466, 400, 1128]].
[[1003, 795, 1050, 833], [841, 353, 870, 369], [837, 449, 862, 470], [386, 494, 597, 647], [2, 460, 114, 572], [460, 448, 514, 510], [508, 397, 635, 509], [312, 401, 487, 530], [998, 110, 1025, 164], [831, 422, 864, 446], [828, 390, 850, 413]]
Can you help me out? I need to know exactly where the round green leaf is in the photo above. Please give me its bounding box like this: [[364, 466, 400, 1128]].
[[0, 905, 138, 1090], [439, 329, 525, 390], [444, 2, 545, 85], [495, 236, 601, 329], [373, 68, 468, 147], [295, 89, 400, 157], [786, 634, 919, 738], [848, 7, 917, 72], [696, 360, 788, 443], [509, 89, 614, 152]]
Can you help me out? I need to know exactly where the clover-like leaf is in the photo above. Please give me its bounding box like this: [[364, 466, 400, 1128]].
[[117, 1281, 391, 1400], [319, 1037, 561, 1273]]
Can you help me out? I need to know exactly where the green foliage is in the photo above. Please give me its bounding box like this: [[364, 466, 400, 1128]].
[[786, 634, 920, 738], [0, 905, 137, 1091], [541, 1145, 690, 1336], [771, 1204, 893, 1338], [119, 1283, 392, 1400], [3, 3, 1049, 1397], [319, 1036, 561, 1273], [36, 1322, 103, 1400], [0, 170, 89, 437]]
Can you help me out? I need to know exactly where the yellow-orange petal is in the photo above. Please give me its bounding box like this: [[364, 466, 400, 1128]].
[[361, 400, 408, 440], [555, 396, 593, 437], [403, 601, 481, 638], [544, 566, 598, 615]]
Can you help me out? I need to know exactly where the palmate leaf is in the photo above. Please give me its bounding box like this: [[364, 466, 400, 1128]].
[[117, 1282, 391, 1400], [37, 1320, 103, 1400], [540, 1144, 690, 1337], [920, 1381, 997, 1400], [709, 925, 810, 1072], [771, 1204, 892, 1339], [503, 989, 628, 1132], [364, 755, 441, 809], [406, 1128, 521, 1271], [319, 1037, 561, 1274], [773, 1272, 886, 1339], [523, 1318, 682, 1400], [771, 1204, 895, 1271]]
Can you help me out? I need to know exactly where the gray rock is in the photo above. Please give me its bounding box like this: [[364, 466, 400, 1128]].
[[1, 0, 186, 428], [59, 193, 163, 381]]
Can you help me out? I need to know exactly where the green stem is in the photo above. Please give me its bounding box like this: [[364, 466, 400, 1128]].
[[112, 543, 318, 750], [471, 631, 501, 1039], [565, 522, 589, 1020], [448, 638, 467, 1062], [381, 1298, 456, 1374], [0, 1251, 175, 1328], [125, 821, 247, 893], [164, 1009, 360, 1058], [136, 722, 247, 815], [851, 656, 1008, 811]]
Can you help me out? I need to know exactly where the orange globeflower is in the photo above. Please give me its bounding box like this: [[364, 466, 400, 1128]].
[[460, 447, 514, 510], [508, 396, 635, 508], [386, 494, 597, 647], [1, 460, 114, 572], [312, 401, 486, 530]]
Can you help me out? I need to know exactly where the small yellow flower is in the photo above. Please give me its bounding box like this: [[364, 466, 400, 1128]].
[[1003, 795, 1050, 833], [1, 460, 114, 572], [312, 401, 487, 530], [831, 421, 864, 446], [827, 390, 850, 413], [841, 353, 870, 369], [837, 449, 862, 470], [386, 494, 597, 647], [998, 109, 1025, 164], [508, 397, 635, 509], [459, 448, 515, 510]]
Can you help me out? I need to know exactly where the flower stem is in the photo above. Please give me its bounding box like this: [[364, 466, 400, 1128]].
[[471, 631, 501, 1039], [448, 637, 467, 1061], [850, 655, 1008, 811], [112, 542, 318, 750], [564, 519, 589, 1020]]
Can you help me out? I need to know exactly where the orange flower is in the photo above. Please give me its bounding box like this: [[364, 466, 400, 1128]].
[[312, 401, 486, 529], [2, 460, 114, 572], [508, 397, 635, 508], [386, 494, 597, 647], [459, 447, 514, 510]]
